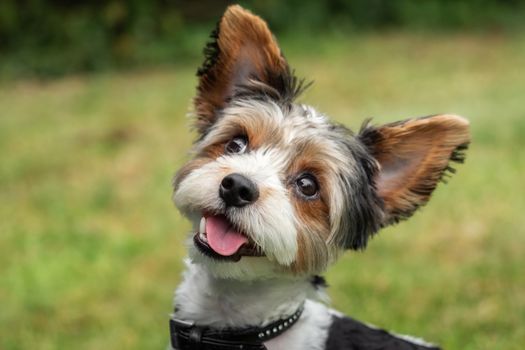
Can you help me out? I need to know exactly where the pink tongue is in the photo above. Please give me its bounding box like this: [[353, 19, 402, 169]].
[[205, 215, 248, 256]]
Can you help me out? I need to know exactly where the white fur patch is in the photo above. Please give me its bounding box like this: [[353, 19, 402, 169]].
[[174, 261, 315, 326], [264, 300, 332, 350], [173, 262, 332, 350], [390, 332, 438, 348], [174, 147, 298, 267]]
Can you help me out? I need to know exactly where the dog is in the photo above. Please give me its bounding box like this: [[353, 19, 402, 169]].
[[170, 5, 469, 350]]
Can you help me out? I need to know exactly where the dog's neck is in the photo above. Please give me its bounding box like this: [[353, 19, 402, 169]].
[[173, 261, 321, 328]]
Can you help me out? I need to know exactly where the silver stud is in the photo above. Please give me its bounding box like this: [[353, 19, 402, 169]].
[[284, 322, 288, 327], [258, 333, 264, 338], [266, 330, 271, 335], [273, 327, 277, 333], [278, 325, 283, 330], [289, 318, 293, 323]]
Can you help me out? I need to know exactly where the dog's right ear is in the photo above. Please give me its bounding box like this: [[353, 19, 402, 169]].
[[193, 5, 290, 135]]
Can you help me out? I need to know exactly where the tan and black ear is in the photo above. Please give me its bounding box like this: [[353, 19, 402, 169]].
[[194, 5, 291, 134], [359, 114, 470, 226]]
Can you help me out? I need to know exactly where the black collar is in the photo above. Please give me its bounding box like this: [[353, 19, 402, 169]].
[[169, 304, 304, 350]]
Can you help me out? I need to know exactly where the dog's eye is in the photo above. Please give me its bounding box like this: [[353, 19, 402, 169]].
[[225, 136, 248, 154], [296, 174, 319, 198]]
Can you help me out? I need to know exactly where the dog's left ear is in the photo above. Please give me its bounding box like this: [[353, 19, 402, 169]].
[[359, 114, 470, 226], [194, 5, 290, 134]]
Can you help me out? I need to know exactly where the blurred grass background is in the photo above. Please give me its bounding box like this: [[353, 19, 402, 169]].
[[1, 1, 525, 349]]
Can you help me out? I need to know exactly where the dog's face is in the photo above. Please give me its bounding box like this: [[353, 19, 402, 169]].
[[173, 5, 469, 280]]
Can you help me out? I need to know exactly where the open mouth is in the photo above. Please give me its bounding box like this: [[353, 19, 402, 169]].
[[194, 215, 264, 262]]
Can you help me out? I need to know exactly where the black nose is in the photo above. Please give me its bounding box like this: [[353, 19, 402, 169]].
[[219, 173, 259, 207]]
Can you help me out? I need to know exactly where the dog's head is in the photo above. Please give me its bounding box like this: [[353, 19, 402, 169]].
[[173, 5, 469, 280]]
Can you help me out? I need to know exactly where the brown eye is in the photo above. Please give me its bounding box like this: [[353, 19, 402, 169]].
[[296, 174, 319, 198], [225, 136, 248, 154]]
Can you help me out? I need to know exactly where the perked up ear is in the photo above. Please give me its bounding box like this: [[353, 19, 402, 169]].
[[194, 5, 291, 134], [359, 114, 470, 226]]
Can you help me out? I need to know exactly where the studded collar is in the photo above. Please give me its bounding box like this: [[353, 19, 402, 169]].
[[169, 304, 304, 350]]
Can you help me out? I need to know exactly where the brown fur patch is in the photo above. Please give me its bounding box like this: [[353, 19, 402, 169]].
[[360, 114, 470, 225], [287, 141, 334, 273], [199, 110, 284, 154], [236, 113, 283, 149], [291, 200, 331, 274], [173, 158, 213, 189], [194, 5, 288, 134], [198, 142, 227, 160]]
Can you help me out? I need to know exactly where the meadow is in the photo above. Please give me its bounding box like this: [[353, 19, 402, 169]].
[[1, 32, 524, 349]]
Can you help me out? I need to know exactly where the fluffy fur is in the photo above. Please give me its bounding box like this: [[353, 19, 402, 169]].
[[170, 5, 470, 349]]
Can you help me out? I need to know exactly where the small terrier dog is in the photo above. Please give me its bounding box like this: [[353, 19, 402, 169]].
[[171, 5, 469, 350]]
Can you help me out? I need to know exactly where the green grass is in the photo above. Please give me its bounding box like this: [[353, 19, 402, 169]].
[[1, 32, 524, 349]]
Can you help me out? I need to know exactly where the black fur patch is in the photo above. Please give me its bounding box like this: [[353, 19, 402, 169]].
[[310, 275, 328, 289], [197, 22, 220, 79], [442, 143, 468, 181], [346, 145, 384, 250], [325, 315, 441, 350], [332, 124, 384, 250], [232, 69, 312, 108]]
